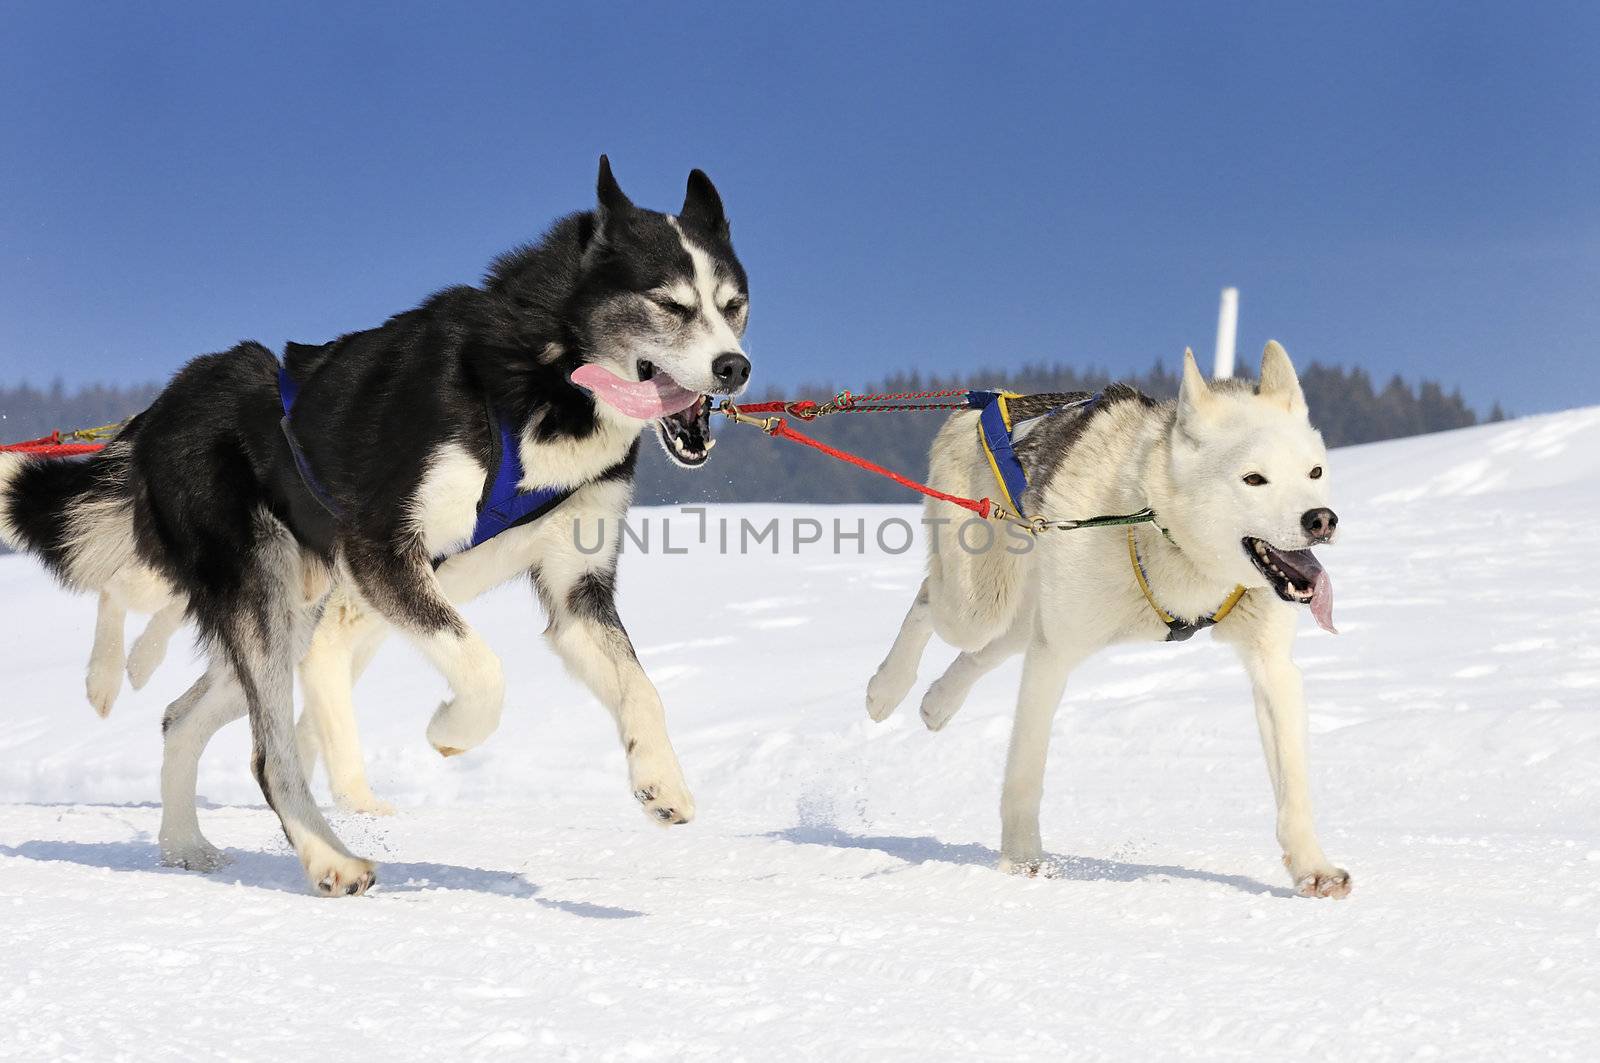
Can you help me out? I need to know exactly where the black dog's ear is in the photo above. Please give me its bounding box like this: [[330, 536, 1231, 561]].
[[595, 155, 635, 234], [680, 169, 729, 240]]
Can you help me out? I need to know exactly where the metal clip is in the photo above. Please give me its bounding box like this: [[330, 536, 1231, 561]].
[[718, 402, 783, 434]]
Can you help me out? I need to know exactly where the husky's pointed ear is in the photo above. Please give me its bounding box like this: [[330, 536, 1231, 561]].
[[595, 154, 634, 234], [680, 169, 729, 240], [1258, 340, 1308, 415], [1177, 347, 1215, 428]]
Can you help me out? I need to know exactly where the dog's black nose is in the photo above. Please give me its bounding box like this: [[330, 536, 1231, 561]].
[[711, 352, 751, 389], [1301, 507, 1338, 542]]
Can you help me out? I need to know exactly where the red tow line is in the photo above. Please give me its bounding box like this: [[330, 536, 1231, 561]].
[[0, 431, 108, 458]]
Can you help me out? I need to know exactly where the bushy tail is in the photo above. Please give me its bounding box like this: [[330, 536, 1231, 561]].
[[0, 443, 140, 590]]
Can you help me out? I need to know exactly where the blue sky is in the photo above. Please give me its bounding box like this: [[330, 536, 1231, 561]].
[[1, 2, 1596, 414]]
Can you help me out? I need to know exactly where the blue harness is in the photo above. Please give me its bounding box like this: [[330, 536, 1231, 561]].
[[967, 389, 1100, 519], [277, 367, 573, 560]]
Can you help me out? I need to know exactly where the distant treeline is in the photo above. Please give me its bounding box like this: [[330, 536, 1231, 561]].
[[1, 363, 1502, 509]]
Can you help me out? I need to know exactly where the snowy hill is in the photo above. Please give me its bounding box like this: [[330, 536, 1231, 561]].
[[2, 408, 1598, 1060]]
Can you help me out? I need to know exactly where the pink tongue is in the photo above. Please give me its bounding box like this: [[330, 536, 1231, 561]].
[[1309, 569, 1337, 634], [571, 364, 701, 419]]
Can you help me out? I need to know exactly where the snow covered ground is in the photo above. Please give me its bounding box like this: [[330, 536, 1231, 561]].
[[2, 408, 1598, 1060]]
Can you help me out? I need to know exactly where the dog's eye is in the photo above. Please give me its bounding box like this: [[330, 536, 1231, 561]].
[[652, 297, 694, 319], [1309, 465, 1323, 480], [1242, 473, 1269, 486], [721, 296, 746, 317]]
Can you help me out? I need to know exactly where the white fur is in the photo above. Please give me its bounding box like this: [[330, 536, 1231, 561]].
[[408, 444, 489, 558], [519, 408, 641, 491], [868, 342, 1350, 897]]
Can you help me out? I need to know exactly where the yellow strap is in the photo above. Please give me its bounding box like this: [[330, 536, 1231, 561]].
[[1211, 582, 1248, 623], [1126, 526, 1245, 628], [1127, 526, 1176, 623]]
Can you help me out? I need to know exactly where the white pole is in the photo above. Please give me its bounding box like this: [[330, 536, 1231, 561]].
[[1213, 287, 1238, 379]]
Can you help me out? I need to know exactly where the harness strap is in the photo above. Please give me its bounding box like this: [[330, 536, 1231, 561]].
[[464, 415, 574, 553], [278, 368, 345, 520], [1126, 526, 1246, 642]]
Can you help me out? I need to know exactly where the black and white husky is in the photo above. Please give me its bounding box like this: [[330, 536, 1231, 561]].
[[866, 344, 1351, 897], [0, 158, 750, 895]]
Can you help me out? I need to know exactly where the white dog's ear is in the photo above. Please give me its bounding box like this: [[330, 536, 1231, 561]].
[[1177, 347, 1214, 429], [1258, 340, 1308, 416]]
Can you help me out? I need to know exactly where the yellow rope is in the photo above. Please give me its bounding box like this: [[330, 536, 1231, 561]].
[[1126, 526, 1245, 628]]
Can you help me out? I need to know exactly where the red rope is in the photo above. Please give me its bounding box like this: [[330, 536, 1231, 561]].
[[1, 431, 107, 457], [1, 442, 105, 457], [765, 419, 991, 518]]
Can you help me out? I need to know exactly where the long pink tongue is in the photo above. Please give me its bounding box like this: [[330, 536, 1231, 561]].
[[1309, 569, 1337, 634], [571, 364, 700, 419]]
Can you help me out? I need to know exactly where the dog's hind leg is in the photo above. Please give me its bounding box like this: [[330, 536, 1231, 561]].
[[296, 595, 394, 815], [221, 527, 374, 896], [126, 597, 186, 691], [918, 626, 1026, 732], [86, 591, 127, 718], [998, 630, 1090, 875], [158, 663, 244, 870], [866, 580, 935, 722], [534, 558, 694, 826]]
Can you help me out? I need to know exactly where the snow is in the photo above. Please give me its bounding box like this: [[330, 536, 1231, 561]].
[[3, 408, 1599, 1060]]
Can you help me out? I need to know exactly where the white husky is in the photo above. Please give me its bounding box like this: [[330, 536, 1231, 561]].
[[866, 342, 1351, 897]]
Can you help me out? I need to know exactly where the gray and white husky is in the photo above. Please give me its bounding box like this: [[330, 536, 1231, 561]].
[[0, 157, 748, 895], [866, 343, 1351, 897]]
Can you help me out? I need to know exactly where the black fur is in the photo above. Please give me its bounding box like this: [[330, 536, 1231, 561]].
[[1015, 383, 1158, 512]]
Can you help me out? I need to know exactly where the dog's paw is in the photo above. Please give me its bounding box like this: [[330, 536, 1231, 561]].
[[161, 840, 231, 873], [1293, 866, 1352, 899], [86, 668, 121, 719], [125, 640, 168, 691], [426, 697, 501, 758], [918, 682, 963, 732], [998, 854, 1060, 878], [628, 749, 694, 826], [334, 790, 397, 817], [303, 853, 378, 897], [865, 667, 915, 722]]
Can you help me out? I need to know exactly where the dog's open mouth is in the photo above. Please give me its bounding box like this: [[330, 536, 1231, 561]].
[[1243, 537, 1337, 634], [654, 393, 714, 468]]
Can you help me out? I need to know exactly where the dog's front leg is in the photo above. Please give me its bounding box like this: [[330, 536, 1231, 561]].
[[1232, 610, 1351, 898], [347, 542, 505, 758], [535, 562, 694, 826]]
